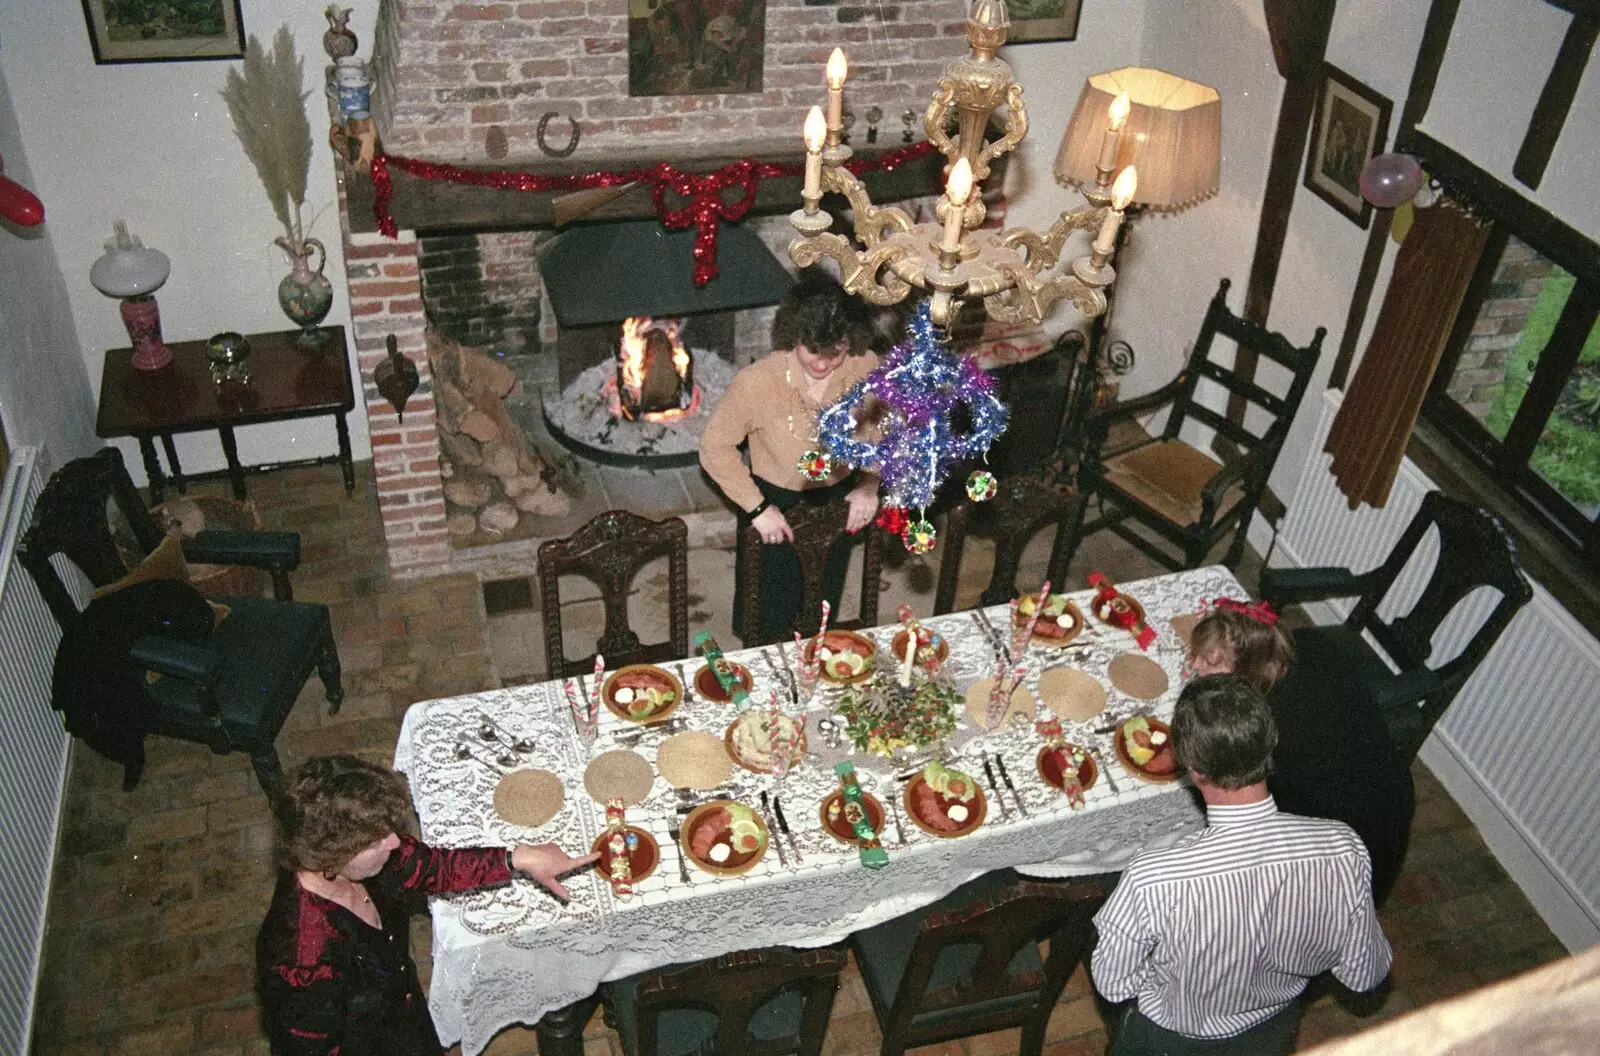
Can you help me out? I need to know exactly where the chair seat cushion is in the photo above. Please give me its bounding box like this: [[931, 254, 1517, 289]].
[[603, 963, 808, 1056], [1102, 440, 1245, 528], [852, 869, 1043, 1032], [144, 596, 330, 745]]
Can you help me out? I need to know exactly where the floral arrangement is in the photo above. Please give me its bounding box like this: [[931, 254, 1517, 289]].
[[835, 673, 958, 756], [220, 25, 315, 257]]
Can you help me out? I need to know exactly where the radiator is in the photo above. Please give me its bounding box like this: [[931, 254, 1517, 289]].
[[1281, 391, 1600, 945], [0, 446, 76, 1055]]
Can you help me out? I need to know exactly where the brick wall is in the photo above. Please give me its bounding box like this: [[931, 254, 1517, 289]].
[[371, 0, 970, 162], [420, 230, 546, 353], [1446, 238, 1554, 422]]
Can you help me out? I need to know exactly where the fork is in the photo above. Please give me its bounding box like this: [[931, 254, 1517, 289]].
[[667, 824, 692, 883]]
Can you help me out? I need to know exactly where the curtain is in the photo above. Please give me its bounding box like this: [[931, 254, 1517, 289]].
[[1326, 198, 1491, 508]]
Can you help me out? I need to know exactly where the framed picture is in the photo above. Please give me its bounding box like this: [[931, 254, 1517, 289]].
[[1005, 0, 1081, 44], [1304, 64, 1393, 227], [628, 0, 766, 97], [81, 0, 246, 64]]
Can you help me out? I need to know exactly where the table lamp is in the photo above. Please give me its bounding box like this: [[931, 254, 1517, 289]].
[[90, 220, 172, 371]]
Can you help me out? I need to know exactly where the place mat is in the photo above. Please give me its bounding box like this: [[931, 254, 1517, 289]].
[[1036, 667, 1108, 722], [583, 749, 655, 807], [1169, 613, 1200, 646], [963, 677, 1038, 730], [492, 769, 565, 828], [1108, 653, 1169, 700], [656, 731, 733, 789]]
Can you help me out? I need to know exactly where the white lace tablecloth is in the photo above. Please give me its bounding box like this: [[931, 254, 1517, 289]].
[[395, 566, 1245, 1054]]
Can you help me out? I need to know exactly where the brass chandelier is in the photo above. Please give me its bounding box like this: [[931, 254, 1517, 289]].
[[787, 0, 1137, 329]]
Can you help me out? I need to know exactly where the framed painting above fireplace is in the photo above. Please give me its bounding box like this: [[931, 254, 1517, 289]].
[[628, 0, 766, 96], [81, 0, 246, 64], [1004, 0, 1081, 44]]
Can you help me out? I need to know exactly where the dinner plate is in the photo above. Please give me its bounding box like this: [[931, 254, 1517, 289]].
[[724, 709, 808, 774], [1036, 744, 1099, 795], [681, 799, 769, 875], [804, 630, 878, 685], [1091, 590, 1148, 634], [891, 627, 949, 670], [1014, 595, 1086, 646], [818, 788, 886, 845], [1113, 716, 1180, 783], [601, 664, 684, 724], [902, 771, 986, 838], [693, 660, 754, 703], [591, 825, 660, 886]]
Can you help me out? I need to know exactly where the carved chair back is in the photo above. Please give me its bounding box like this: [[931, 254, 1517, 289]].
[[934, 475, 1076, 614], [739, 498, 881, 645], [538, 510, 690, 680]]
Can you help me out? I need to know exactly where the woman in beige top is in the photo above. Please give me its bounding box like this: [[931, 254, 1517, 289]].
[[700, 269, 881, 641]]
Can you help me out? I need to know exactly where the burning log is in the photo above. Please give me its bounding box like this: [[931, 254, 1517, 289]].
[[616, 316, 694, 421]]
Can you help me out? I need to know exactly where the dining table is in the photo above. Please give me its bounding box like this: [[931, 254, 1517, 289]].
[[393, 564, 1248, 1055]]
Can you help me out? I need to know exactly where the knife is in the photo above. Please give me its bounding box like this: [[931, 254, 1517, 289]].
[[759, 791, 789, 867], [771, 795, 803, 862], [993, 752, 1029, 817], [981, 753, 1012, 820], [774, 640, 800, 703], [975, 609, 1012, 667]]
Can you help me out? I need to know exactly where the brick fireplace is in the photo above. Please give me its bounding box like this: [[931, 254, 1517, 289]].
[[331, 0, 1028, 579]]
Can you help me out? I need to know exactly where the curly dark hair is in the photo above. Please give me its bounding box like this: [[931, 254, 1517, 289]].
[[771, 267, 872, 356], [274, 755, 414, 873], [1171, 674, 1278, 789], [1189, 608, 1294, 694]]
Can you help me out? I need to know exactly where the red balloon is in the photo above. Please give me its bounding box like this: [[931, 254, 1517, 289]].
[[0, 172, 44, 227], [1358, 153, 1423, 209]]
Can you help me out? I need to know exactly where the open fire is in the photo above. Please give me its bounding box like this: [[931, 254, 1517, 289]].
[[611, 316, 699, 422]]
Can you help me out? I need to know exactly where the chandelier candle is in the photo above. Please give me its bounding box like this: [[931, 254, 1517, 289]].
[[802, 107, 826, 208], [1092, 166, 1139, 262], [1096, 91, 1131, 178], [940, 158, 974, 255], [825, 48, 848, 152]]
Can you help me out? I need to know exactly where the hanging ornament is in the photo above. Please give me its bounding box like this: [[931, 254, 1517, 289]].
[[902, 517, 937, 554], [797, 449, 833, 482], [966, 469, 997, 502], [876, 505, 910, 536], [817, 302, 1009, 511]]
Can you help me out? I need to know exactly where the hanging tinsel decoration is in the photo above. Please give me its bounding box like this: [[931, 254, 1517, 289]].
[[966, 469, 997, 502], [902, 517, 937, 554], [817, 301, 1009, 516], [876, 505, 911, 536]]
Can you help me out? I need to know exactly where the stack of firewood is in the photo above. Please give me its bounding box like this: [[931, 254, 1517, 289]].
[[429, 331, 570, 538]]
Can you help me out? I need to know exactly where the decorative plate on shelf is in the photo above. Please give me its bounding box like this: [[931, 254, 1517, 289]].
[[1014, 594, 1086, 646], [1036, 744, 1098, 795], [591, 825, 660, 885], [694, 661, 754, 703], [681, 800, 769, 875], [1114, 716, 1179, 783], [903, 764, 986, 838], [804, 630, 878, 685], [602, 665, 683, 724], [819, 788, 886, 845]]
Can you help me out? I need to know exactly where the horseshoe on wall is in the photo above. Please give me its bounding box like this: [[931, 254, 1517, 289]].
[[537, 112, 581, 158]]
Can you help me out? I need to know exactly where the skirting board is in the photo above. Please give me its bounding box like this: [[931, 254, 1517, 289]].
[[1257, 503, 1599, 952]]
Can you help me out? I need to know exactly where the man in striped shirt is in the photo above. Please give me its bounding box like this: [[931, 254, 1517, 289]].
[[1093, 675, 1393, 1055]]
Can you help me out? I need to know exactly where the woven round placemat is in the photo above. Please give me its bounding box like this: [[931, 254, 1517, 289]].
[[1108, 653, 1169, 700], [583, 749, 655, 807], [492, 769, 565, 828], [1036, 667, 1109, 722], [1168, 613, 1201, 647], [963, 677, 1038, 729], [656, 731, 733, 789]]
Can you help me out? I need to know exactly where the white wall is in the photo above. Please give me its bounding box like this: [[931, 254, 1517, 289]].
[[0, 1, 382, 485], [0, 70, 98, 469]]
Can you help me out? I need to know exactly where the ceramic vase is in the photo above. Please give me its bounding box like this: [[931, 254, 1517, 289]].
[[275, 236, 334, 349]]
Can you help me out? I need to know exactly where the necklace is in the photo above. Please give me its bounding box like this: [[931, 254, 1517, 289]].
[[786, 354, 835, 482]]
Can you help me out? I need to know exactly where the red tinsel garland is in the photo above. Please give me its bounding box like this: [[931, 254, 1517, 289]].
[[370, 139, 937, 285]]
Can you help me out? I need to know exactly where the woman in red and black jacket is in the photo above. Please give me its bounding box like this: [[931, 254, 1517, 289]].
[[256, 755, 597, 1055]]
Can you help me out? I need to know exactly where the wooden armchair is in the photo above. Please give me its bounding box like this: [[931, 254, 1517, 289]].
[[933, 475, 1076, 614], [1062, 278, 1326, 570], [738, 498, 881, 646]]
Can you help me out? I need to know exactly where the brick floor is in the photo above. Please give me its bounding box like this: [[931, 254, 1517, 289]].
[[28, 462, 1569, 1055]]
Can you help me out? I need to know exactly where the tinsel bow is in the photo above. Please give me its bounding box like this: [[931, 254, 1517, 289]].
[[816, 302, 1008, 510]]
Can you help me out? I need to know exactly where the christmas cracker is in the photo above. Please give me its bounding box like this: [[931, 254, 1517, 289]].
[[833, 761, 889, 868], [694, 630, 750, 706]]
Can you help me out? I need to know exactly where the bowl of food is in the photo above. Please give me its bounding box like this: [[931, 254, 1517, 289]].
[[1114, 715, 1178, 783], [804, 630, 878, 685], [903, 762, 986, 838], [891, 626, 949, 670], [1015, 594, 1085, 646], [601, 665, 683, 725], [725, 709, 808, 774], [681, 800, 768, 875], [694, 660, 754, 703]]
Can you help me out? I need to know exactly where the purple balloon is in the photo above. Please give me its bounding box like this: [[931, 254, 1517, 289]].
[[1359, 153, 1423, 209]]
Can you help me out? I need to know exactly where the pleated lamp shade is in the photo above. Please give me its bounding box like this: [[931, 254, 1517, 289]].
[[1055, 67, 1222, 212]]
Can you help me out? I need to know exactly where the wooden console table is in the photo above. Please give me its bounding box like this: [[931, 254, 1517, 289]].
[[97, 326, 356, 502]]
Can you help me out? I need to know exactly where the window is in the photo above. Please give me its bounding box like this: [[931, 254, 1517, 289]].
[[1427, 228, 1600, 569]]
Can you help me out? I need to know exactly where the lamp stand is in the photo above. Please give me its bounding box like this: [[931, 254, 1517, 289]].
[[121, 294, 172, 371], [1054, 211, 1137, 483]]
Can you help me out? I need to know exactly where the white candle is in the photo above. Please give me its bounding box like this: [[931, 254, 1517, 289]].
[[900, 628, 916, 687], [940, 157, 974, 254], [825, 48, 848, 132], [1093, 165, 1138, 258], [1096, 91, 1130, 172], [802, 106, 826, 202]]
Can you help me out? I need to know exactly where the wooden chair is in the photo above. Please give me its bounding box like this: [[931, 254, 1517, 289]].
[[849, 869, 1106, 1056], [18, 448, 341, 796], [933, 475, 1076, 614], [1260, 490, 1533, 765], [1063, 278, 1326, 571], [600, 944, 847, 1056], [738, 498, 881, 646], [538, 509, 689, 679]]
